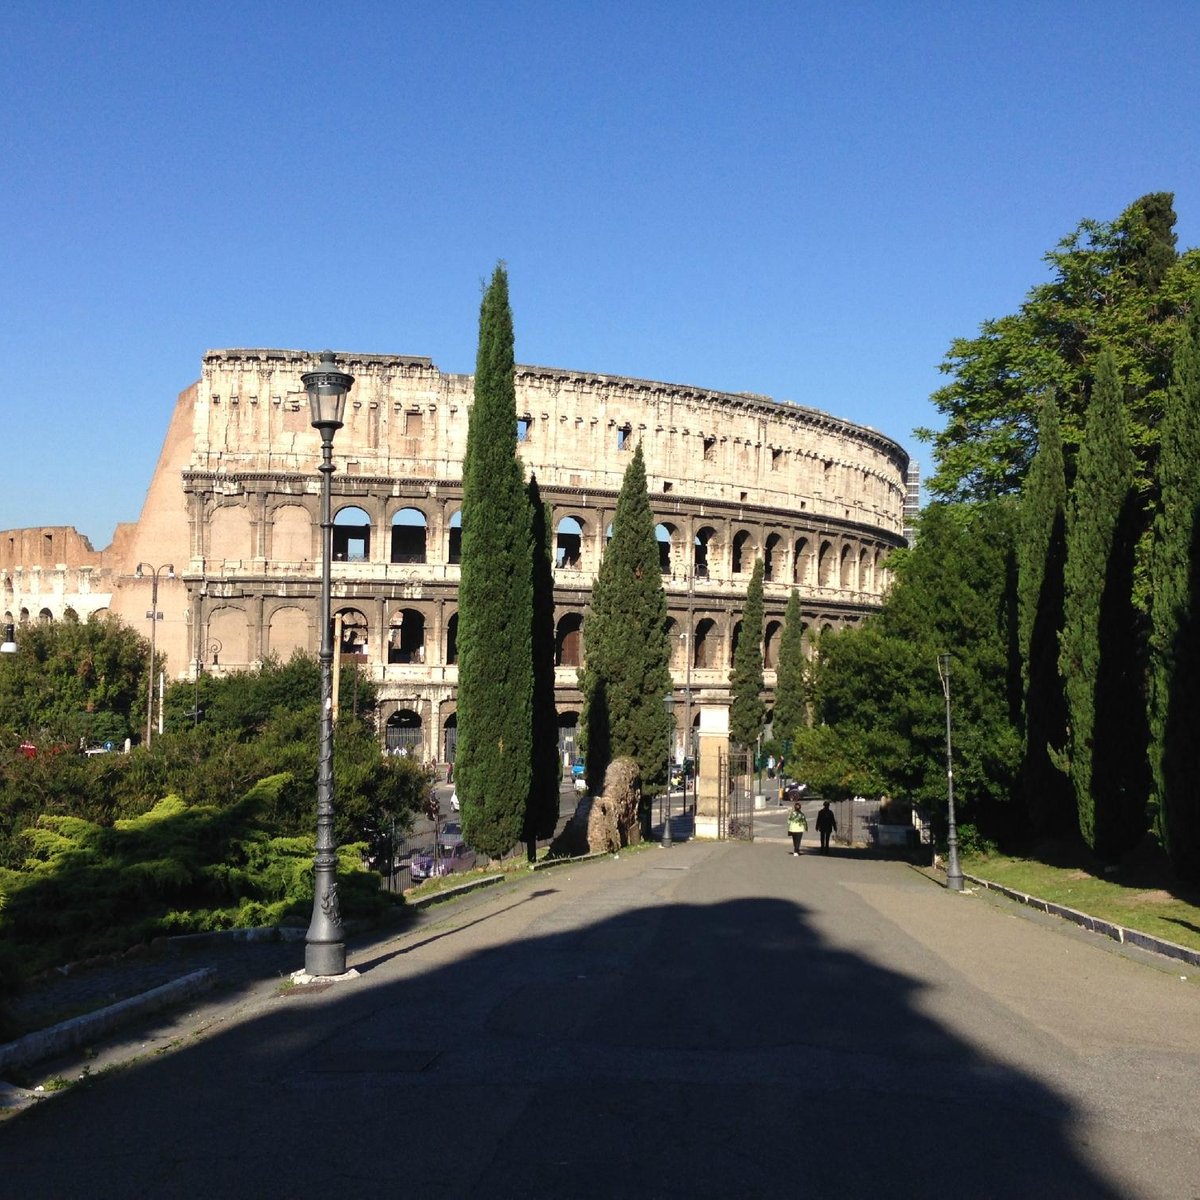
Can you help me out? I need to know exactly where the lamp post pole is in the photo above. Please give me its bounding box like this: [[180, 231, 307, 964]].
[[937, 653, 964, 892], [303, 352, 354, 978], [662, 691, 676, 846], [136, 563, 175, 748]]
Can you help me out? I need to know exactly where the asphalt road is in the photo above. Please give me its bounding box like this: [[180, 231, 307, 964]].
[[5, 840, 1200, 1198]]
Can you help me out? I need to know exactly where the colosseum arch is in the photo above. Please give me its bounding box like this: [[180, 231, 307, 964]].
[[839, 545, 854, 590], [555, 515, 585, 570], [38, 607, 52, 624], [858, 547, 872, 592], [390, 507, 428, 564], [555, 612, 584, 667], [335, 607, 369, 659], [694, 526, 718, 578], [694, 617, 720, 668], [817, 541, 835, 587], [764, 619, 783, 669], [270, 503, 312, 563], [386, 607, 427, 664], [763, 533, 783, 583], [208, 605, 250, 668], [210, 504, 252, 563], [794, 537, 814, 586], [655, 523, 679, 575], [731, 530, 753, 575], [266, 605, 308, 659], [445, 611, 458, 664], [333, 507, 372, 562]]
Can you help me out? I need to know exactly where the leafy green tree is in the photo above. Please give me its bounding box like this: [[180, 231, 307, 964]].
[[579, 442, 672, 811], [1148, 302, 1200, 877], [807, 503, 1022, 840], [525, 475, 561, 854], [729, 558, 766, 750], [919, 193, 1197, 503], [1016, 395, 1075, 840], [1060, 349, 1150, 859], [772, 589, 807, 760], [0, 616, 148, 748], [456, 265, 534, 859]]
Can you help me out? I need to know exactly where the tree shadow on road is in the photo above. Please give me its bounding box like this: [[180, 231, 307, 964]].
[[4, 885, 1134, 1198]]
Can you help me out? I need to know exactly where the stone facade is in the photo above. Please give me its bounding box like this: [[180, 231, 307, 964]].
[[2, 348, 909, 760]]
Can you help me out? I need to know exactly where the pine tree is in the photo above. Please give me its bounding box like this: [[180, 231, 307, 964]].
[[773, 589, 807, 761], [729, 558, 766, 750], [579, 443, 672, 812], [525, 475, 561, 856], [1061, 349, 1148, 859], [456, 265, 533, 859], [1016, 395, 1075, 840], [1149, 303, 1200, 878]]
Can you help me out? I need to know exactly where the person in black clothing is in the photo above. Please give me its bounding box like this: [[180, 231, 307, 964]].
[[815, 801, 837, 854]]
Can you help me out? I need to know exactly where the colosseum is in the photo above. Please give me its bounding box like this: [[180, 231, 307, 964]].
[[1, 348, 911, 762]]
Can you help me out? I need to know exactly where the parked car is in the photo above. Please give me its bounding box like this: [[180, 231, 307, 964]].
[[449, 790, 460, 812], [410, 837, 477, 881]]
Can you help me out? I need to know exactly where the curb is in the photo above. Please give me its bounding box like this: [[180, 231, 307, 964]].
[[963, 873, 1200, 969], [0, 969, 217, 1077]]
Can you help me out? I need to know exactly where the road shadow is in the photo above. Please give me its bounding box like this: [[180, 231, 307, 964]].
[[3, 884, 1129, 1198]]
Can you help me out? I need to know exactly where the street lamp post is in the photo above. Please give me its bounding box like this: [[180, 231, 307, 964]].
[[1, 623, 17, 654], [662, 690, 675, 847], [936, 653, 964, 892], [136, 563, 175, 748], [303, 351, 354, 978]]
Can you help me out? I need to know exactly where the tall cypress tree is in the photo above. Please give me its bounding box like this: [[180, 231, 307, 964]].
[[1149, 303, 1200, 878], [579, 443, 672, 810], [456, 265, 533, 859], [1061, 349, 1148, 860], [729, 558, 766, 750], [525, 474, 561, 856], [773, 588, 807, 759], [1016, 395, 1075, 841]]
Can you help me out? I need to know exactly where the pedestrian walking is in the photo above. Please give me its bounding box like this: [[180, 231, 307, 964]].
[[815, 800, 837, 854], [787, 799, 807, 856]]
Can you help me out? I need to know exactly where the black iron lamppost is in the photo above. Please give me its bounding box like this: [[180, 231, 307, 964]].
[[1, 623, 17, 654], [303, 351, 354, 978], [936, 653, 964, 891], [662, 691, 675, 847], [136, 563, 175, 747]]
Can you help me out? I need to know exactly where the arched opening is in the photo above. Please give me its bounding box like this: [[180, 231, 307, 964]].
[[729, 619, 744, 668], [387, 608, 426, 664], [858, 548, 871, 592], [694, 618, 718, 669], [694, 527, 716, 578], [555, 516, 583, 569], [794, 537, 812, 586], [655, 523, 677, 575], [443, 711, 457, 763], [38, 608, 53, 624], [385, 709, 423, 756], [731, 530, 752, 575], [390, 507, 427, 564], [817, 541, 834, 587], [333, 506, 371, 562], [555, 612, 584, 667], [335, 607, 369, 660], [63, 607, 79, 623], [446, 612, 459, 665], [558, 711, 580, 767], [764, 620, 782, 669], [763, 533, 782, 583], [839, 545, 854, 589], [448, 511, 463, 565]]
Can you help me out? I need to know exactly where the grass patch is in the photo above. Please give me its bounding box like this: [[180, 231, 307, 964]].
[[963, 852, 1200, 953]]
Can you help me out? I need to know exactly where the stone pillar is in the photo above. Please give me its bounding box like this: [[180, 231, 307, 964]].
[[693, 701, 729, 841]]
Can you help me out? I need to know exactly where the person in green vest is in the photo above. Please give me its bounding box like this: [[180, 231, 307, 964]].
[[787, 798, 808, 856]]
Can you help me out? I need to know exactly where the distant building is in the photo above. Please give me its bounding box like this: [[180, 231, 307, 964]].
[[904, 462, 921, 545], [2, 348, 910, 760]]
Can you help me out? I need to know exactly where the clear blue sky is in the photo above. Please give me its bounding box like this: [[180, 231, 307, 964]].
[[4, 1, 1197, 548]]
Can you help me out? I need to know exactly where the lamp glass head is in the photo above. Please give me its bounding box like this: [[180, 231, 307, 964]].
[[303, 351, 354, 431]]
